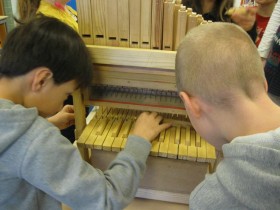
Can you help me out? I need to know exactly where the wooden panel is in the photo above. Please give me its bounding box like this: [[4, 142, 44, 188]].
[[106, 0, 119, 46], [91, 0, 107, 45], [87, 45, 176, 69], [186, 12, 198, 34], [118, 0, 129, 47], [162, 0, 175, 50], [174, 6, 187, 50], [151, 0, 164, 50], [172, 0, 183, 50], [91, 149, 209, 204], [140, 0, 152, 49], [76, 0, 94, 44], [129, 0, 141, 48]]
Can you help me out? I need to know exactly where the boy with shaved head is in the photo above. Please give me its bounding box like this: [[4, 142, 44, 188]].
[[176, 22, 280, 209]]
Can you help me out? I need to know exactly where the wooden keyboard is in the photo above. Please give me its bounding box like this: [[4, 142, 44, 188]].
[[77, 107, 216, 165]]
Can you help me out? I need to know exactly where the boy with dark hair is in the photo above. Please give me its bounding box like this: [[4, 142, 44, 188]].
[[0, 16, 170, 210], [176, 22, 280, 209]]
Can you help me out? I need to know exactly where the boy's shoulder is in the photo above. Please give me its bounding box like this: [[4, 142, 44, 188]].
[[0, 98, 53, 142]]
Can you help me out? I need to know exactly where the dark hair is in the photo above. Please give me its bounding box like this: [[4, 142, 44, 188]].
[[0, 15, 92, 88], [182, 0, 233, 22], [17, 0, 41, 23]]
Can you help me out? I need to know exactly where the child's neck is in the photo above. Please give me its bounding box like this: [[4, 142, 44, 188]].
[[257, 2, 276, 17], [0, 77, 24, 105]]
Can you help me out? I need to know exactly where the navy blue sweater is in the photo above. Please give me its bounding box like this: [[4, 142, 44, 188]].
[[265, 25, 280, 96]]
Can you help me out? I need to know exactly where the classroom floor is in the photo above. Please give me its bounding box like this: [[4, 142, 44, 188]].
[[62, 198, 188, 210]]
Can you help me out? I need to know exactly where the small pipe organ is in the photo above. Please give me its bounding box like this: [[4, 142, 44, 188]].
[[76, 0, 209, 50], [74, 0, 217, 204]]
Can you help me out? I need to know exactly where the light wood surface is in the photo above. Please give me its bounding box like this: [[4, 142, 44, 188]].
[[0, 15, 7, 24], [129, 0, 141, 48], [91, 0, 106, 45], [151, 0, 164, 50], [106, 0, 119, 46], [125, 198, 188, 210], [118, 0, 130, 47], [140, 0, 152, 49], [87, 45, 176, 69], [174, 6, 187, 50], [76, 0, 93, 44], [77, 1, 210, 50], [62, 198, 189, 210], [162, 0, 175, 50]]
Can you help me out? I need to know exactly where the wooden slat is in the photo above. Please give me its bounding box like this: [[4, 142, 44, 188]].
[[76, 0, 94, 44], [159, 129, 166, 142], [73, 90, 86, 139], [178, 127, 187, 159], [140, 0, 152, 49], [174, 6, 187, 50], [118, 0, 130, 47], [102, 137, 115, 151], [195, 132, 201, 147], [167, 127, 178, 159], [84, 118, 103, 148], [159, 128, 170, 157], [197, 138, 207, 162], [172, 0, 182, 50], [106, 0, 119, 46], [111, 119, 123, 137], [151, 139, 160, 156], [112, 119, 132, 151], [77, 118, 98, 147], [186, 12, 198, 34], [162, 0, 175, 50], [185, 126, 191, 146], [91, 0, 107, 45], [151, 0, 164, 49], [94, 119, 114, 149], [187, 129, 197, 161], [129, 0, 141, 48], [175, 125, 181, 144], [111, 137, 124, 152]]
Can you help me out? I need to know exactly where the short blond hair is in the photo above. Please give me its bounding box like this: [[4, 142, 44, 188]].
[[176, 22, 266, 107]]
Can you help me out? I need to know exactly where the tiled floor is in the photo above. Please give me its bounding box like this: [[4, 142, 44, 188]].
[[62, 198, 188, 210]]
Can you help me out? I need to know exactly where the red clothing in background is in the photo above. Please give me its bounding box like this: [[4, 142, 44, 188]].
[[256, 13, 270, 47]]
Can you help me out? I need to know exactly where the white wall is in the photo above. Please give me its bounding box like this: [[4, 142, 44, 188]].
[[234, 0, 242, 7], [11, 0, 18, 18]]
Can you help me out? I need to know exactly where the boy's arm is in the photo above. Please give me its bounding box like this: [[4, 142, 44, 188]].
[[226, 6, 258, 42], [230, 6, 258, 42], [47, 105, 75, 130], [21, 112, 170, 209], [258, 1, 280, 59]]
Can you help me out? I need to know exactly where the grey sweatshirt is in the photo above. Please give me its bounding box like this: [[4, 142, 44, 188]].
[[190, 128, 280, 210], [0, 99, 151, 210]]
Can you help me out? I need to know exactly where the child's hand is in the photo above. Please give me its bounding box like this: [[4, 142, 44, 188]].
[[131, 112, 171, 142], [230, 6, 257, 32], [48, 105, 75, 130]]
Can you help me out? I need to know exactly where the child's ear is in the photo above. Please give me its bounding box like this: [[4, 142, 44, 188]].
[[31, 68, 53, 92], [179, 91, 201, 118]]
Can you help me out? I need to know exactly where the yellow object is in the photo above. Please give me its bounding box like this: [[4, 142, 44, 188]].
[[38, 1, 78, 32]]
